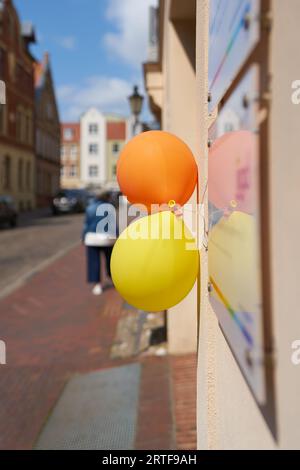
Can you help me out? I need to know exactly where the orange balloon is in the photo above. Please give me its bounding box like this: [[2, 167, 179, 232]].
[[117, 131, 198, 212]]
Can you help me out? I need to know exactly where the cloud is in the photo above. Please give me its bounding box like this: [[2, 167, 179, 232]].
[[57, 76, 133, 121], [56, 36, 76, 50], [103, 0, 158, 68]]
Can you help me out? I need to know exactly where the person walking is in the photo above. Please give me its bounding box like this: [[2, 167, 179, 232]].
[[82, 190, 118, 295]]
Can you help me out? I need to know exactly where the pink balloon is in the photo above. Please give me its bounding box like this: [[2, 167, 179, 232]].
[[208, 130, 258, 215]]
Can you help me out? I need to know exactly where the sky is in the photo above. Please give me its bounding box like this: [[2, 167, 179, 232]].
[[14, 0, 157, 122]]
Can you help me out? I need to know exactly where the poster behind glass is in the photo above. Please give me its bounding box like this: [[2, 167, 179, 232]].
[[208, 65, 266, 403]]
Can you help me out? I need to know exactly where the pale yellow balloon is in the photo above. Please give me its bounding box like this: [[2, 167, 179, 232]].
[[209, 211, 261, 315], [111, 211, 199, 311]]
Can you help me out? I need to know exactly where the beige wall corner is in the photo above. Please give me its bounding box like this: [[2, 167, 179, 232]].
[[197, 0, 300, 449], [269, 0, 300, 449], [143, 63, 163, 122], [162, 0, 198, 355], [168, 284, 198, 354], [195, 0, 276, 449]]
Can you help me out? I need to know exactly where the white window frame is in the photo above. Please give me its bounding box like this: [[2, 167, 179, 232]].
[[89, 143, 98, 155], [89, 123, 98, 135], [112, 142, 120, 154], [70, 145, 77, 159], [69, 165, 77, 177], [89, 165, 98, 177]]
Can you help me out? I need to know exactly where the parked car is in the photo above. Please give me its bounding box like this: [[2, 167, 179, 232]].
[[0, 195, 18, 228], [51, 189, 90, 215]]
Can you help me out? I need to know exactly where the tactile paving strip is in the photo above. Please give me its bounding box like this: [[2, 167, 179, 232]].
[[35, 363, 141, 450]]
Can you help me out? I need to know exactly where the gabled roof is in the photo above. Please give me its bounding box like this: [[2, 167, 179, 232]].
[[61, 123, 80, 143], [106, 121, 126, 140]]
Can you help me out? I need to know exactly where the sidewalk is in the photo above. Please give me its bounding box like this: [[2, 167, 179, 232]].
[[0, 245, 196, 450]]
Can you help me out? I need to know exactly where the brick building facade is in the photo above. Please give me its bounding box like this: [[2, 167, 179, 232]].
[[0, 0, 36, 211], [34, 52, 60, 207], [106, 118, 126, 183], [60, 123, 81, 189]]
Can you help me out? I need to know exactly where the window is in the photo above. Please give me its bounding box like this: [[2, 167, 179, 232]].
[[89, 165, 98, 177], [89, 123, 98, 135], [60, 166, 65, 177], [89, 143, 98, 155], [3, 156, 11, 190], [112, 142, 120, 153], [63, 128, 74, 140], [26, 112, 32, 145], [18, 159, 23, 190], [70, 145, 77, 159], [36, 129, 41, 153], [37, 169, 42, 193], [69, 165, 77, 177], [61, 145, 66, 159], [112, 164, 117, 176], [26, 162, 31, 190]]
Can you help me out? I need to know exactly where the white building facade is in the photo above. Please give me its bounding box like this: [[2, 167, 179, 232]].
[[80, 108, 106, 187]]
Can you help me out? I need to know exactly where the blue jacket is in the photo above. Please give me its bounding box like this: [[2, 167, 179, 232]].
[[82, 200, 118, 240]]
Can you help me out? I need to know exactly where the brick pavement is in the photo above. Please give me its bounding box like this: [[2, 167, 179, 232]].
[[0, 244, 197, 450], [135, 357, 175, 450], [0, 245, 127, 449], [135, 354, 197, 450], [170, 354, 197, 450]]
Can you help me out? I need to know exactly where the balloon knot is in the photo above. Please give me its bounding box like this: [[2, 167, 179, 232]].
[[168, 200, 176, 208]]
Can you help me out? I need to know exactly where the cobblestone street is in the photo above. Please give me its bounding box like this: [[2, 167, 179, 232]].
[[0, 211, 84, 298]]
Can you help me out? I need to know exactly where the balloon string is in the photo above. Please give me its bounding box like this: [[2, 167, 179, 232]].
[[171, 179, 209, 250], [172, 179, 208, 214]]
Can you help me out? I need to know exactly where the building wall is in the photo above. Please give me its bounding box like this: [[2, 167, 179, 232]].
[[0, 143, 34, 211], [196, 0, 300, 450], [106, 139, 124, 183], [80, 108, 106, 187], [262, 0, 300, 449], [145, 0, 300, 449], [161, 0, 198, 354], [60, 123, 81, 189], [106, 118, 127, 185], [35, 56, 60, 207], [0, 0, 35, 211]]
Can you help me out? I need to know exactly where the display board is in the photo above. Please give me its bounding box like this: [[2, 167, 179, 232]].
[[208, 65, 266, 404], [208, 0, 260, 112]]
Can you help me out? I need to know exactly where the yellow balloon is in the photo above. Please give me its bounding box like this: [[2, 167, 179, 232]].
[[209, 211, 261, 315], [111, 211, 199, 311]]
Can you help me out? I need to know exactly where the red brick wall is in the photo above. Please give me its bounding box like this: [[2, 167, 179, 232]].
[[0, 0, 35, 152]]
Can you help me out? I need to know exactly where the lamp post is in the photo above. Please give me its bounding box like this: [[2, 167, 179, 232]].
[[128, 85, 144, 136]]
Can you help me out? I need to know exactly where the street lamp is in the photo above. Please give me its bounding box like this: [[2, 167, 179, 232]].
[[128, 85, 144, 136]]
